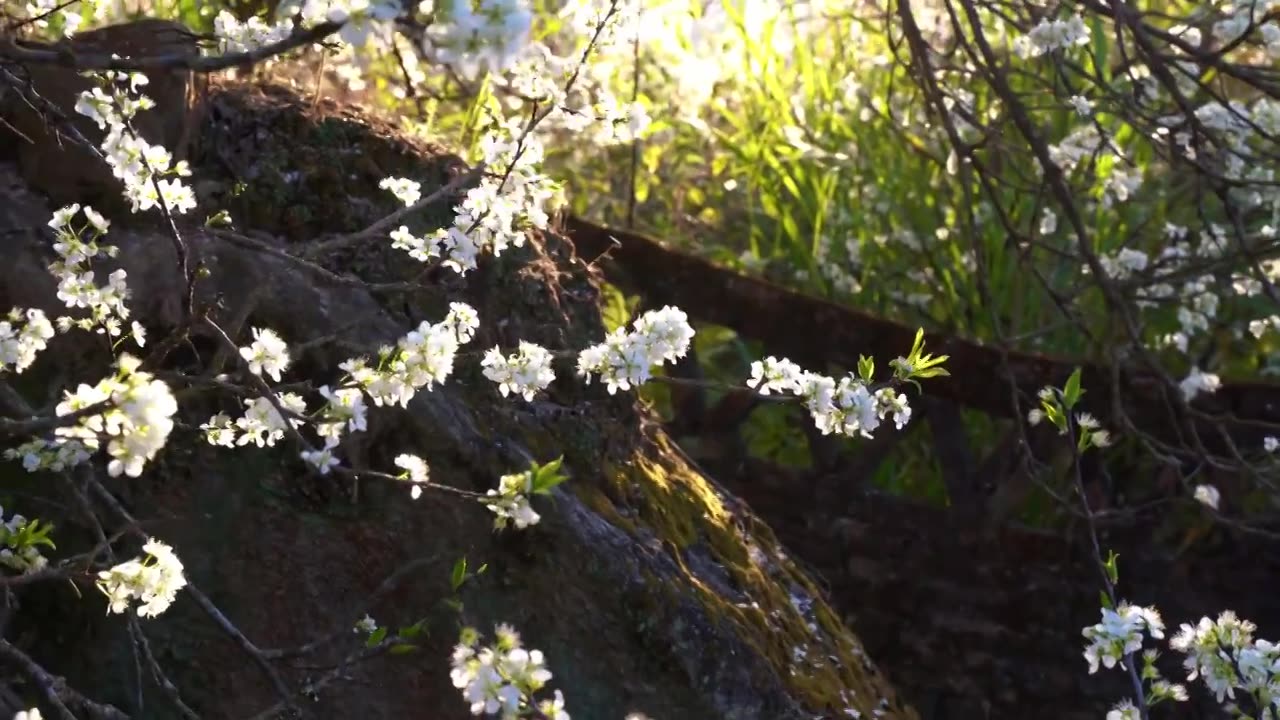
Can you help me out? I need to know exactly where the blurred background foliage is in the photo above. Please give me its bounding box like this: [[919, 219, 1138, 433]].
[[6, 0, 1279, 531]]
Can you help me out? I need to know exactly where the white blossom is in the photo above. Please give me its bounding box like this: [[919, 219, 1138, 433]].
[[577, 306, 694, 394], [97, 538, 187, 617], [1082, 603, 1164, 674], [51, 355, 177, 478], [240, 327, 291, 382], [482, 341, 556, 401], [1179, 366, 1221, 402], [74, 79, 195, 217], [1014, 15, 1091, 58], [1193, 484, 1221, 511], [450, 625, 563, 717], [486, 470, 540, 529], [380, 177, 423, 206], [301, 437, 341, 475], [394, 453, 430, 499]]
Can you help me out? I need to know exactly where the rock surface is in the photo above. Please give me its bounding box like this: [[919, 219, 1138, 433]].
[[0, 71, 913, 720]]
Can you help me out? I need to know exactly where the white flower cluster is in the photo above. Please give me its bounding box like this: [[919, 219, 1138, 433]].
[[576, 306, 695, 394], [213, 0, 537, 89], [485, 470, 540, 529], [425, 0, 534, 80], [383, 126, 559, 275], [4, 436, 92, 474], [1068, 94, 1093, 117], [1193, 484, 1222, 510], [202, 305, 476, 485], [1180, 366, 1222, 402], [47, 355, 178, 478], [202, 392, 307, 449], [1046, 124, 1145, 208], [482, 341, 555, 401], [300, 438, 341, 474], [330, 32, 426, 96], [47, 204, 146, 343], [379, 177, 422, 206], [1107, 225, 1238, 355], [497, 44, 629, 145], [1100, 164, 1144, 208], [213, 10, 292, 53], [13, 709, 43, 720], [0, 308, 54, 374], [275, 0, 399, 47], [1211, 2, 1280, 47], [747, 356, 912, 438], [1026, 386, 1114, 449], [96, 538, 187, 618], [317, 384, 368, 441], [1082, 603, 1166, 674], [0, 507, 49, 574], [1214, 7, 1252, 44], [1014, 14, 1091, 58], [75, 75, 196, 215], [354, 614, 378, 634], [23, 0, 93, 36], [1170, 610, 1280, 706], [1095, 247, 1150, 281], [1105, 698, 1141, 720], [450, 625, 567, 718], [1250, 314, 1280, 340], [394, 453, 430, 499], [340, 302, 479, 406], [1048, 124, 1110, 176], [239, 327, 292, 382], [1073, 412, 1112, 448], [813, 229, 863, 296]]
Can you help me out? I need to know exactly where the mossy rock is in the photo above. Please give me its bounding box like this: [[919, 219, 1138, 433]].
[[0, 77, 916, 720]]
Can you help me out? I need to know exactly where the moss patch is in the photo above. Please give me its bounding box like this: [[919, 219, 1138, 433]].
[[594, 433, 917, 718]]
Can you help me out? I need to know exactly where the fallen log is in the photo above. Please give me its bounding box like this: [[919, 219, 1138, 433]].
[[563, 216, 1280, 453]]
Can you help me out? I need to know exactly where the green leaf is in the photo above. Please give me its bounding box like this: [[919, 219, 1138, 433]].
[[204, 210, 233, 228], [1099, 590, 1113, 610], [1063, 367, 1083, 410], [397, 621, 426, 640], [366, 627, 388, 648], [911, 365, 951, 379], [529, 456, 568, 495], [389, 643, 419, 655], [1089, 15, 1111, 83], [598, 283, 638, 333], [14, 519, 55, 550], [1104, 550, 1120, 585], [533, 455, 563, 483], [450, 557, 467, 592], [910, 328, 925, 359], [857, 355, 875, 381]]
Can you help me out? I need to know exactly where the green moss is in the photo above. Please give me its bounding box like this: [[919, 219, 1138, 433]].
[[594, 433, 916, 719]]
